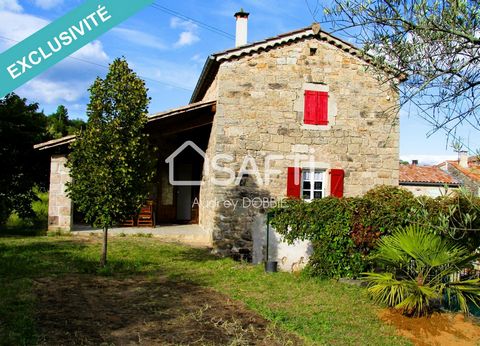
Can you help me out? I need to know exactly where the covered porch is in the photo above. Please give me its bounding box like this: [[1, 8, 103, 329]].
[[147, 100, 215, 225], [34, 100, 216, 238]]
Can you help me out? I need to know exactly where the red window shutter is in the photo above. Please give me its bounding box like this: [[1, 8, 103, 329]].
[[287, 167, 302, 198], [317, 91, 328, 125], [304, 90, 329, 125], [330, 169, 344, 198], [304, 91, 317, 124]]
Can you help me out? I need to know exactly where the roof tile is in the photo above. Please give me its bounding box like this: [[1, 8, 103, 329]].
[[399, 165, 458, 185]]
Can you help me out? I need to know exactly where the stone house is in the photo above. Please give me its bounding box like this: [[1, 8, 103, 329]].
[[399, 162, 459, 197], [438, 152, 480, 196], [35, 12, 402, 258]]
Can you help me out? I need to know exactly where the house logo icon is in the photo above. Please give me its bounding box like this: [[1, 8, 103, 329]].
[[165, 141, 206, 186]]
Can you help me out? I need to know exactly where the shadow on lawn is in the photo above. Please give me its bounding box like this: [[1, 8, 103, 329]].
[[0, 239, 159, 278], [0, 240, 92, 277], [175, 245, 223, 263]]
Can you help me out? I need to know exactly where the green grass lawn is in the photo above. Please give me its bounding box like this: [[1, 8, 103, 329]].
[[0, 236, 410, 345]]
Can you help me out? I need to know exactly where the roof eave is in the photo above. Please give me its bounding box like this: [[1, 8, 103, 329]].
[[400, 181, 460, 187], [190, 56, 218, 103], [34, 135, 76, 151]]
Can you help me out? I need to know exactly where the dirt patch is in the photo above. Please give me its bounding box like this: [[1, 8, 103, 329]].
[[379, 309, 480, 346], [33, 275, 302, 345]]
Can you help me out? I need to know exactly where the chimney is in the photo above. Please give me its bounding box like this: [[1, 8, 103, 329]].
[[234, 9, 249, 47], [412, 160, 418, 166], [459, 150, 468, 168]]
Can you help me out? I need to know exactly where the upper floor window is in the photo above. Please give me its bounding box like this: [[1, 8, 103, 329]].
[[304, 90, 328, 125]]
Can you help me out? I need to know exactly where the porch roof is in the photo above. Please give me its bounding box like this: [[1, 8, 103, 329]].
[[148, 100, 216, 122], [34, 134, 76, 151], [33, 100, 217, 151]]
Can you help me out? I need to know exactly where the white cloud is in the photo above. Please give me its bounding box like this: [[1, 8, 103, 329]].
[[33, 0, 63, 10], [170, 17, 200, 47], [71, 40, 109, 63], [0, 0, 22, 12], [18, 78, 88, 103], [112, 27, 166, 50], [400, 155, 457, 166], [0, 10, 47, 47], [175, 31, 199, 47]]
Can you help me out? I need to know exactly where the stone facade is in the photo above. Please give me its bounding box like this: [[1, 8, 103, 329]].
[[197, 36, 400, 256], [47, 155, 72, 232]]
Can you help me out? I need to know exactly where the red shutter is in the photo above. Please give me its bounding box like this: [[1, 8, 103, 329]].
[[304, 90, 329, 125], [304, 91, 317, 124], [316, 91, 328, 125], [287, 167, 302, 198], [330, 169, 344, 198]]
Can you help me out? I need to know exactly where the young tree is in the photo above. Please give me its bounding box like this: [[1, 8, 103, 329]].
[[67, 58, 156, 266], [0, 94, 48, 225], [322, 0, 480, 137]]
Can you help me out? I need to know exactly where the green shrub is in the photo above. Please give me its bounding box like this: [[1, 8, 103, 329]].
[[306, 221, 365, 278], [271, 185, 480, 279], [413, 189, 480, 251], [271, 197, 366, 278], [2, 188, 48, 234]]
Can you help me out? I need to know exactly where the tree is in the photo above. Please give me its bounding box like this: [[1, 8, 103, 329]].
[[67, 58, 156, 266], [47, 105, 85, 139], [323, 0, 480, 138], [0, 94, 48, 225], [46, 105, 69, 139]]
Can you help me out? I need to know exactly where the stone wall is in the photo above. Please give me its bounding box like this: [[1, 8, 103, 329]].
[[47, 155, 72, 232], [199, 36, 400, 257], [400, 184, 458, 197]]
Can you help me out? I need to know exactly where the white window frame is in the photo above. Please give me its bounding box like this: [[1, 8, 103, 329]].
[[301, 169, 325, 201]]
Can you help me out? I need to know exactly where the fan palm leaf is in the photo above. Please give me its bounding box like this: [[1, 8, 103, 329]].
[[364, 225, 480, 316]]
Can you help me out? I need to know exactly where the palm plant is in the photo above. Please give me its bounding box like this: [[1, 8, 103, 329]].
[[363, 225, 480, 316]]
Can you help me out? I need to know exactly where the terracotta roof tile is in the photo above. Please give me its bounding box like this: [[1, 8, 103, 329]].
[[447, 161, 480, 182], [399, 165, 459, 185]]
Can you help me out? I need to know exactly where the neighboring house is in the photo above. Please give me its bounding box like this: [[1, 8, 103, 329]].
[[35, 11, 402, 258], [399, 163, 459, 197], [438, 152, 480, 196]]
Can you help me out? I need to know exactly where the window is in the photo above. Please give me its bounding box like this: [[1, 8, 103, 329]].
[[301, 169, 325, 201], [286, 167, 344, 199], [304, 90, 328, 125]]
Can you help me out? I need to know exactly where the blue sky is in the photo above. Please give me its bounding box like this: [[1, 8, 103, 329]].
[[0, 0, 478, 163]]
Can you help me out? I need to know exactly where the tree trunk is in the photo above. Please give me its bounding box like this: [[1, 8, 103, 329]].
[[100, 226, 108, 267]]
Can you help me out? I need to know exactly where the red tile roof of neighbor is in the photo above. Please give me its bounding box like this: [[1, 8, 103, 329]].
[[446, 160, 480, 182], [399, 164, 459, 185]]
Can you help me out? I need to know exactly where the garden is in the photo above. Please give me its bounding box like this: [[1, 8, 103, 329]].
[[270, 185, 480, 318], [0, 187, 479, 345]]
